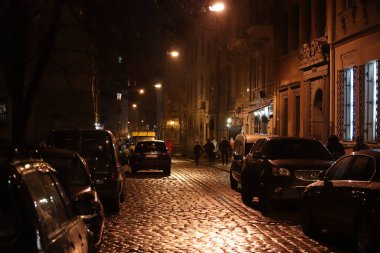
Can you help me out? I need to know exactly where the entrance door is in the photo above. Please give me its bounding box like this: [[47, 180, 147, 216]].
[[312, 89, 323, 140]]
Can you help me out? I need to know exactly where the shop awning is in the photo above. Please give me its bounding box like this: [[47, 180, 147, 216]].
[[249, 99, 273, 113]]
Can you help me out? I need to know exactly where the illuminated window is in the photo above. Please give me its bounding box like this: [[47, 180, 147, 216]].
[[364, 61, 378, 142], [344, 68, 354, 141]]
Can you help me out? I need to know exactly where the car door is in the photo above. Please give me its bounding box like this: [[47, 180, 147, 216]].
[[312, 155, 353, 229], [333, 155, 375, 232], [23, 169, 74, 253], [46, 172, 88, 253]]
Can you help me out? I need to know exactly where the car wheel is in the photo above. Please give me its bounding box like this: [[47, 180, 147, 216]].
[[230, 170, 238, 190], [356, 216, 376, 253], [108, 196, 120, 214], [241, 177, 253, 205], [163, 167, 171, 176], [258, 189, 274, 212], [301, 203, 320, 237]]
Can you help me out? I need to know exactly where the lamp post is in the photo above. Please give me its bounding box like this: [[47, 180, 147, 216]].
[[209, 2, 225, 141], [155, 83, 163, 139]]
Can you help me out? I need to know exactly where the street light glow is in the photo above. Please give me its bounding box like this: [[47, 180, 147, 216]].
[[209, 2, 225, 12], [168, 50, 180, 58], [154, 83, 162, 89], [139, 89, 145, 94], [132, 103, 137, 108]]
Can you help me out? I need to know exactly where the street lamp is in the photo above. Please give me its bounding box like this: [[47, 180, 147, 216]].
[[168, 50, 180, 58], [139, 89, 145, 95], [209, 2, 225, 12]]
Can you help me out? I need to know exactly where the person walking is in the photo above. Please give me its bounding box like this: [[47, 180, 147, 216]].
[[326, 134, 345, 160], [193, 141, 203, 166], [212, 138, 218, 163], [203, 139, 214, 165], [353, 135, 369, 151], [219, 136, 230, 165]]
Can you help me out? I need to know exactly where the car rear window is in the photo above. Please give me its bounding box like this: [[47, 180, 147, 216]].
[[44, 157, 91, 187], [81, 132, 114, 164], [267, 139, 332, 160], [135, 142, 167, 153]]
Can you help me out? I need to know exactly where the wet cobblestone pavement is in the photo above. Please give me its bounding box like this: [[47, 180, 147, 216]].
[[99, 159, 352, 253]]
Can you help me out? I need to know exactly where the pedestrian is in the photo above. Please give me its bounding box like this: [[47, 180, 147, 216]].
[[165, 139, 173, 154], [203, 139, 214, 165], [326, 134, 345, 160], [229, 137, 235, 155], [212, 138, 218, 163], [219, 136, 230, 165], [353, 135, 369, 151], [193, 141, 203, 166]]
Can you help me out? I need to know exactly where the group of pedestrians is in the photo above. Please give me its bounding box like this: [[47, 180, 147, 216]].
[[193, 137, 233, 166], [326, 134, 369, 160]]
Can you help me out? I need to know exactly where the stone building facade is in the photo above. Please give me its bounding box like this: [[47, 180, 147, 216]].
[[180, 0, 380, 155]]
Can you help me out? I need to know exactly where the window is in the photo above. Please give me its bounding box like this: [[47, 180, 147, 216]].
[[0, 98, 6, 128], [344, 68, 354, 140], [327, 156, 352, 180], [364, 61, 378, 142], [348, 155, 374, 181]]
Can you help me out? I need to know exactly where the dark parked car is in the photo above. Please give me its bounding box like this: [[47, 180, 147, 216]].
[[47, 129, 126, 213], [40, 148, 105, 250], [0, 155, 89, 252], [129, 140, 171, 175], [302, 150, 380, 253], [239, 137, 334, 210], [230, 133, 271, 190]]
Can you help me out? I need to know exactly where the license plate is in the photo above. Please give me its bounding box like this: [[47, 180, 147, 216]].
[[145, 154, 157, 158]]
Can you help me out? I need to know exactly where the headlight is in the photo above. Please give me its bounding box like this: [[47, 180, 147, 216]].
[[272, 167, 290, 176]]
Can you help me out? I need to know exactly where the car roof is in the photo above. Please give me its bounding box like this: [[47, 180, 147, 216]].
[[136, 140, 165, 144], [352, 149, 380, 159], [40, 147, 78, 160], [235, 133, 276, 143], [264, 136, 321, 142]]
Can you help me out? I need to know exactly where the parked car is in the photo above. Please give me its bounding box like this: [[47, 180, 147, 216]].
[[240, 136, 334, 210], [129, 140, 171, 175], [47, 129, 126, 213], [40, 148, 105, 250], [302, 150, 380, 253], [230, 134, 271, 190], [0, 152, 90, 252]]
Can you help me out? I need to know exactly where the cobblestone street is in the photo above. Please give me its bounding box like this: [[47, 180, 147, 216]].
[[99, 159, 352, 253]]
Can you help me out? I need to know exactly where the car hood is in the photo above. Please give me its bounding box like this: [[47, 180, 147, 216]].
[[269, 159, 333, 170]]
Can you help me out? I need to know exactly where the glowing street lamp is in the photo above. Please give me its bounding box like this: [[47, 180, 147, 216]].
[[132, 103, 137, 108], [154, 83, 162, 89], [168, 50, 180, 58], [139, 89, 145, 95], [209, 2, 225, 12]]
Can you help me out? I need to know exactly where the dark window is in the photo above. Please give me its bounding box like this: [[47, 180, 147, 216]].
[[251, 139, 266, 154], [0, 98, 7, 128], [43, 157, 91, 188], [295, 96, 300, 137], [327, 156, 352, 180], [135, 141, 167, 153], [266, 139, 332, 160], [347, 155, 375, 181]]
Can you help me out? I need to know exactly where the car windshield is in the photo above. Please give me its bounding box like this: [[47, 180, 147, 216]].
[[44, 157, 91, 187], [81, 132, 114, 164], [267, 139, 332, 160], [135, 142, 167, 153]]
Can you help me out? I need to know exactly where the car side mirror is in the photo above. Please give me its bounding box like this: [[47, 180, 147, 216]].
[[72, 193, 102, 215]]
